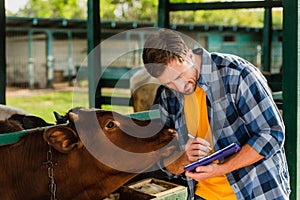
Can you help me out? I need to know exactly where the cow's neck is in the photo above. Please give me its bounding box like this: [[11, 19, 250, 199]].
[[0, 130, 50, 199], [0, 130, 148, 199], [51, 148, 140, 199]]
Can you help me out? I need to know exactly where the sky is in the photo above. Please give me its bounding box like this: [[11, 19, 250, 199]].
[[5, 0, 28, 13]]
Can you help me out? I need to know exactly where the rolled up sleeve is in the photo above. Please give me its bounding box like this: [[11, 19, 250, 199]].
[[236, 67, 285, 159]]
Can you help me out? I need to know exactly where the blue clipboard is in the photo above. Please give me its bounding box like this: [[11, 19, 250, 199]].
[[184, 143, 241, 172]]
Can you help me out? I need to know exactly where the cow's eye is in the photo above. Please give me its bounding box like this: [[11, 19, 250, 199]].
[[106, 121, 115, 128], [104, 120, 120, 130]]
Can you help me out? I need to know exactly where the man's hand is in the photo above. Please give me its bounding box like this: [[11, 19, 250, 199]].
[[185, 137, 212, 162], [163, 137, 211, 174], [185, 144, 264, 181], [185, 163, 222, 181]]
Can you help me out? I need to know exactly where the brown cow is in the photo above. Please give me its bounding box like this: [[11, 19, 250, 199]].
[[0, 108, 178, 200], [0, 119, 23, 134], [0, 114, 53, 134], [8, 114, 53, 129]]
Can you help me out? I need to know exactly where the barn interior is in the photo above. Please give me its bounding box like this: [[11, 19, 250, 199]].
[[0, 0, 299, 199]]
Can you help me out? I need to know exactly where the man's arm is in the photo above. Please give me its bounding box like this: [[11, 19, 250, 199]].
[[185, 143, 264, 180]]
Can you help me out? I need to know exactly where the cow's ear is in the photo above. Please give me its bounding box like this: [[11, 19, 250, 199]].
[[43, 126, 83, 153]]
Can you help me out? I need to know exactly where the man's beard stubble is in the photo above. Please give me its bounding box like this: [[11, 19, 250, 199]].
[[183, 67, 199, 95]]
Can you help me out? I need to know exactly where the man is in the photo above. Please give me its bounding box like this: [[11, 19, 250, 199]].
[[142, 29, 290, 200]]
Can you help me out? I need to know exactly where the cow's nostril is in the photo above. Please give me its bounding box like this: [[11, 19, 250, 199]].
[[106, 121, 115, 128]]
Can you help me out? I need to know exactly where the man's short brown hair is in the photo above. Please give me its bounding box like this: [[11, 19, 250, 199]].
[[142, 29, 189, 78]]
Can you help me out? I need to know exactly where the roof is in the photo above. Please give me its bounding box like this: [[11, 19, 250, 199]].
[[6, 17, 270, 31]]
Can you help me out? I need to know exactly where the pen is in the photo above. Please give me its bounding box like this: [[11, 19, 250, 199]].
[[188, 134, 212, 151], [188, 134, 195, 139]]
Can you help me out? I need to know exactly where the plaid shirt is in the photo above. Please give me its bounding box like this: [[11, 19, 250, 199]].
[[155, 48, 290, 200]]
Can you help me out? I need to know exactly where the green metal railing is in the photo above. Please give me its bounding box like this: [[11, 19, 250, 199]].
[[0, 0, 5, 104], [282, 1, 300, 199]]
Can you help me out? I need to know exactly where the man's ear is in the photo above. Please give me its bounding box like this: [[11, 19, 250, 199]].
[[43, 126, 83, 153]]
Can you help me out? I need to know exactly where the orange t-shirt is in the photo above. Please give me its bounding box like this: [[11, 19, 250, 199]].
[[184, 86, 237, 200]]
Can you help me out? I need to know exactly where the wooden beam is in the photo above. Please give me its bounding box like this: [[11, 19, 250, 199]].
[[87, 0, 101, 108], [169, 1, 282, 11], [282, 0, 300, 199], [0, 0, 5, 104], [262, 8, 272, 72], [158, 0, 170, 28]]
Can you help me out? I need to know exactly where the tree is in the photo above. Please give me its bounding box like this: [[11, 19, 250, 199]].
[[99, 0, 280, 28], [170, 9, 264, 27], [16, 0, 86, 19], [100, 0, 158, 21], [7, 0, 282, 28]]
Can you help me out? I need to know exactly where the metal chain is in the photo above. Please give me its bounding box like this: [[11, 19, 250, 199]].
[[43, 144, 57, 200]]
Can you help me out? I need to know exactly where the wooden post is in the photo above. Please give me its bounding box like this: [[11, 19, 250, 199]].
[[87, 0, 101, 108], [282, 0, 299, 199], [28, 30, 34, 89], [67, 31, 73, 86], [262, 7, 272, 72], [158, 0, 170, 28], [46, 31, 54, 88], [0, 0, 6, 104]]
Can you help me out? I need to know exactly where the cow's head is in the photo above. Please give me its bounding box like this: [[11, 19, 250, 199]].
[[9, 114, 53, 129], [0, 114, 52, 134], [45, 108, 178, 172], [0, 119, 23, 134]]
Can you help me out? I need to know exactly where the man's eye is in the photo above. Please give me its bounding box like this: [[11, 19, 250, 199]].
[[176, 73, 184, 80]]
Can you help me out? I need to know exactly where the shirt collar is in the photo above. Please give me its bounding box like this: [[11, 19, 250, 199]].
[[192, 48, 212, 88]]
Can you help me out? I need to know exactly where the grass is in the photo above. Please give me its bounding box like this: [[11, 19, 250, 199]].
[[6, 89, 134, 124], [6, 91, 78, 123]]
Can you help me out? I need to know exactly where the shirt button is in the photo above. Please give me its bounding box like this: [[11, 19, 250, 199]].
[[232, 184, 239, 192]]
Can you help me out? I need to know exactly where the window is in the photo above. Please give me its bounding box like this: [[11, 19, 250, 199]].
[[223, 35, 236, 42]]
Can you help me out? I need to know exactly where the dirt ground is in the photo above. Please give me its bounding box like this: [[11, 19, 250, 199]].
[[5, 82, 75, 97]]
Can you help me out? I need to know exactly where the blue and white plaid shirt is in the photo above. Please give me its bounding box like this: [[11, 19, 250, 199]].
[[155, 48, 290, 200]]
